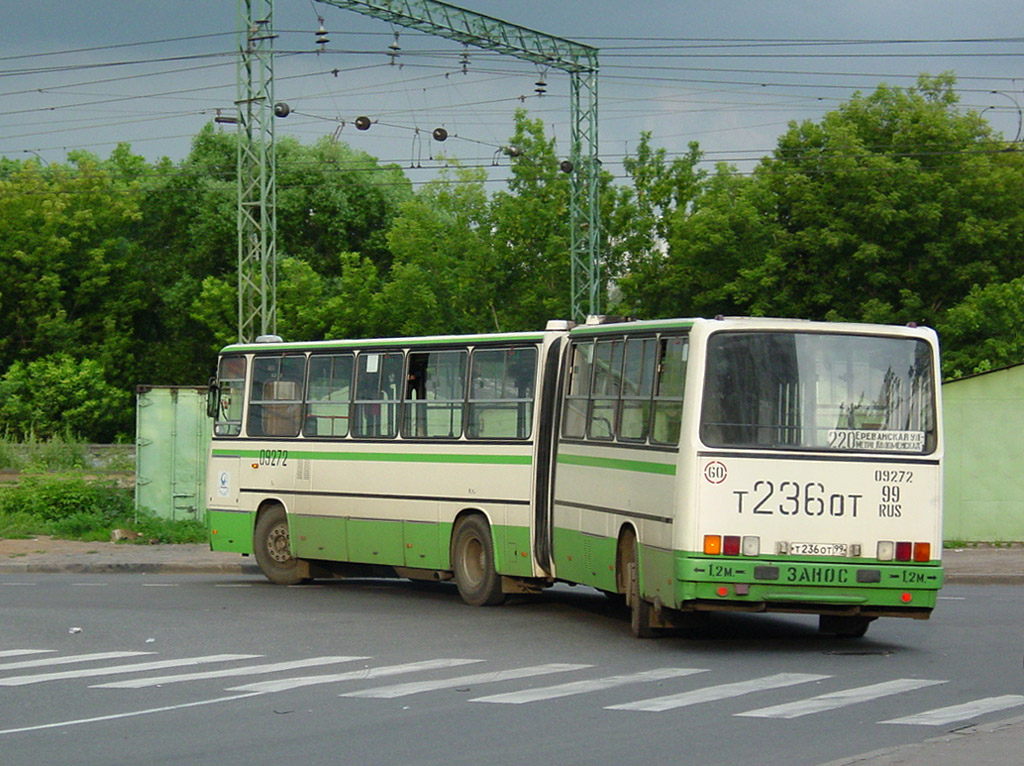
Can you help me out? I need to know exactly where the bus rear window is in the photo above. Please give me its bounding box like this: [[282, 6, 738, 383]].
[[700, 332, 936, 453]]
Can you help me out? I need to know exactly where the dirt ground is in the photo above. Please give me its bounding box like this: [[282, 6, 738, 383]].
[[0, 535, 113, 557]]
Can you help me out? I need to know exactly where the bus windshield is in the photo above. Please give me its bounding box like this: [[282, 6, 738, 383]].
[[700, 331, 936, 453]]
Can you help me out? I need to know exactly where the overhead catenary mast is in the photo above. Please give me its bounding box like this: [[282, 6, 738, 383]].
[[235, 0, 278, 343], [235, 0, 600, 339]]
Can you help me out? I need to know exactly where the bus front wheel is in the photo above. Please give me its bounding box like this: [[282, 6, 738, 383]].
[[451, 515, 506, 607], [253, 504, 304, 585]]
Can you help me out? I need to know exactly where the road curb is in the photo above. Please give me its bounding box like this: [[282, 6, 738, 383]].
[[943, 574, 1024, 586], [816, 713, 1024, 765], [0, 563, 261, 575]]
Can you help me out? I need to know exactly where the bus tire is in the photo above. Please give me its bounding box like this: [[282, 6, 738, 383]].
[[451, 515, 506, 607], [253, 504, 304, 585], [620, 531, 658, 638], [819, 614, 874, 638]]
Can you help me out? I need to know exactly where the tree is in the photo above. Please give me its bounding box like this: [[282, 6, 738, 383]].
[[738, 74, 1024, 325], [488, 111, 573, 328], [0, 355, 130, 442], [384, 165, 498, 334], [938, 276, 1024, 378]]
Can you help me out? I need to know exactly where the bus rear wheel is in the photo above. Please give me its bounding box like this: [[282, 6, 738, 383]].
[[620, 531, 659, 638], [819, 614, 874, 638], [451, 515, 506, 607], [253, 504, 304, 585]]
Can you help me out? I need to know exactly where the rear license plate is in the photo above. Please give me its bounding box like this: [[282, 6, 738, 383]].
[[789, 542, 848, 557]]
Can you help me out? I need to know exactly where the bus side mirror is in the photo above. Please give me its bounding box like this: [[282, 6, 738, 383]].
[[206, 379, 220, 419]]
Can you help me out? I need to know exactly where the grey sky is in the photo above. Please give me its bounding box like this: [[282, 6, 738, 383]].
[[2, 1, 1021, 184]]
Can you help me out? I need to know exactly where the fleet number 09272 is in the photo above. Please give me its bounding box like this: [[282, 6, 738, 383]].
[[733, 480, 863, 517]]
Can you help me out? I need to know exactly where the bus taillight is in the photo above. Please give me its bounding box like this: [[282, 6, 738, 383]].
[[704, 534, 760, 556], [878, 541, 932, 562]]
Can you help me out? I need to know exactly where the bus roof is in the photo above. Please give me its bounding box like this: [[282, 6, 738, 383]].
[[218, 316, 936, 355], [219, 329, 550, 355]]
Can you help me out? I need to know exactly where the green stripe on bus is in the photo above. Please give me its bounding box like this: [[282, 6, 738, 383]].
[[212, 448, 531, 466], [557, 452, 676, 475]]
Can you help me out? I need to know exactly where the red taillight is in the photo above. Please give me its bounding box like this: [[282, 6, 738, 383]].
[[895, 541, 912, 562], [723, 535, 741, 556]]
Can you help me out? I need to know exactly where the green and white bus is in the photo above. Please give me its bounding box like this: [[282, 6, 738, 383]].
[[206, 316, 942, 638]]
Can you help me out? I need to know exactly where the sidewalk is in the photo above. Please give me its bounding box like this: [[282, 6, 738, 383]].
[[1, 537, 1022, 766]]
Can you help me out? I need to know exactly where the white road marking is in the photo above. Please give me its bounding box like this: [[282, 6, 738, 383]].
[[0, 654, 259, 686], [607, 673, 831, 712], [471, 667, 707, 704], [0, 651, 152, 672], [882, 695, 1024, 726], [227, 658, 484, 694], [0, 692, 266, 736], [93, 656, 369, 689], [737, 678, 947, 719], [0, 650, 55, 659], [342, 663, 592, 699]]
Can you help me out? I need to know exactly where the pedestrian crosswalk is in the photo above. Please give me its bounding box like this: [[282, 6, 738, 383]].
[[1, 647, 1022, 730]]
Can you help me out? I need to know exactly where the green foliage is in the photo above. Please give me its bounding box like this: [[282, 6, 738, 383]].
[[0, 474, 132, 522], [616, 73, 1024, 378], [0, 355, 130, 442], [0, 473, 205, 543], [3, 86, 1024, 443], [130, 515, 207, 544], [938, 276, 1024, 377], [0, 434, 88, 471]]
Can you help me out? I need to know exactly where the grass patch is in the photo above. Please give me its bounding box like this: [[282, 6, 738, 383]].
[[0, 473, 206, 544], [0, 434, 89, 472]]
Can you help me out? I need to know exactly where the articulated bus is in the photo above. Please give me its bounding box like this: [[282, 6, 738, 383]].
[[205, 316, 942, 638]]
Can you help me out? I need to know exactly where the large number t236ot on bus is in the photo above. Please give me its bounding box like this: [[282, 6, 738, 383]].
[[206, 316, 942, 638]]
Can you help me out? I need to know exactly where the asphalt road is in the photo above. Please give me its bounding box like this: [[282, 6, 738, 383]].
[[1, 574, 1022, 766]]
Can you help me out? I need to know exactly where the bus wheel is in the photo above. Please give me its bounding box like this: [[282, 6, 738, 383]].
[[819, 614, 874, 638], [620, 532, 658, 638], [253, 504, 304, 585], [451, 515, 506, 607]]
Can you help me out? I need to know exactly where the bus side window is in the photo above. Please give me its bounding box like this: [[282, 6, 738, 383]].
[[402, 350, 467, 439], [305, 354, 353, 438], [248, 355, 306, 438], [651, 336, 688, 445], [352, 351, 404, 439], [562, 341, 593, 439], [467, 346, 537, 439], [588, 339, 624, 440], [619, 338, 656, 441]]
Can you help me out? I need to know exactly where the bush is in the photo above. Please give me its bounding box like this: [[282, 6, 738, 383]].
[[0, 434, 89, 471], [0, 474, 132, 522], [0, 473, 206, 543]]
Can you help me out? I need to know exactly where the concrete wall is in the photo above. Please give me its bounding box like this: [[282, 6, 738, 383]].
[[943, 364, 1024, 541]]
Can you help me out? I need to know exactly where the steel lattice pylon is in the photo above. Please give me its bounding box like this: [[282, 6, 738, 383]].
[[316, 0, 601, 321], [236, 0, 277, 343]]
